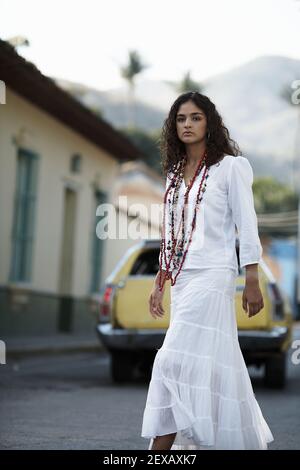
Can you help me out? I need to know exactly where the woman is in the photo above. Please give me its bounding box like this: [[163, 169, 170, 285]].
[[141, 91, 274, 450]]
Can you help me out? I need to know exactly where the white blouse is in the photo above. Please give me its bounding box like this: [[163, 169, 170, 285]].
[[159, 154, 263, 276]]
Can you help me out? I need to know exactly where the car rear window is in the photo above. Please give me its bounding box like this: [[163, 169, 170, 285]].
[[129, 245, 242, 276], [130, 249, 159, 275]]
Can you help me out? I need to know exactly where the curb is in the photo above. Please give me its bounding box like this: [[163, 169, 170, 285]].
[[5, 339, 105, 360]]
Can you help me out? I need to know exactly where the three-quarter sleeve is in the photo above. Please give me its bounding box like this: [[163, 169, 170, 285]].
[[227, 156, 263, 268]]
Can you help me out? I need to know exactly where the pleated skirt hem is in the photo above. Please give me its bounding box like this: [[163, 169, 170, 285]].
[[142, 380, 274, 450]]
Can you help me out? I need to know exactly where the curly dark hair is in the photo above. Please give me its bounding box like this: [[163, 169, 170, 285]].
[[159, 91, 242, 176]]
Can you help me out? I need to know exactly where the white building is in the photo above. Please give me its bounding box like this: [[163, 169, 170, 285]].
[[0, 39, 163, 337]]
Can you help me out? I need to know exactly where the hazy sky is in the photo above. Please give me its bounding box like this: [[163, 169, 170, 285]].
[[1, 0, 300, 91]]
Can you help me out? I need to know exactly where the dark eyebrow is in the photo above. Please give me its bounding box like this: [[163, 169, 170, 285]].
[[176, 112, 204, 117]]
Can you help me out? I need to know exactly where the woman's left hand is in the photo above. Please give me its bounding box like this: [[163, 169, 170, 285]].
[[242, 280, 264, 318]]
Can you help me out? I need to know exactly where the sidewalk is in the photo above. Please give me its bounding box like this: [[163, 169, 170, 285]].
[[4, 332, 104, 359]]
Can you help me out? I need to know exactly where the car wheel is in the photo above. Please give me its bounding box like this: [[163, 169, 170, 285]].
[[110, 350, 135, 383], [264, 352, 287, 389]]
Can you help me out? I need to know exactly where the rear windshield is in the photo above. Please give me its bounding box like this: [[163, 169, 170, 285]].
[[129, 247, 242, 275], [130, 249, 159, 275]]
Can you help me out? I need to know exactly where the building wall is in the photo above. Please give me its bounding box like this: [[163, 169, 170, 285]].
[[0, 88, 124, 336], [0, 88, 163, 337], [1, 88, 126, 289]]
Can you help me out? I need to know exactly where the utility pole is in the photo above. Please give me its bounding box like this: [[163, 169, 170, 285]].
[[290, 79, 300, 319], [295, 106, 300, 319]]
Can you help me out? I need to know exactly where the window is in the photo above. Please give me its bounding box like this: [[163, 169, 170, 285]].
[[90, 189, 107, 292], [130, 249, 160, 275], [9, 148, 39, 282], [70, 153, 82, 173]]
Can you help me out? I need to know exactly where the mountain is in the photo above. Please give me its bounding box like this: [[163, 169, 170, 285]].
[[203, 56, 300, 162], [54, 77, 167, 132], [53, 55, 300, 185]]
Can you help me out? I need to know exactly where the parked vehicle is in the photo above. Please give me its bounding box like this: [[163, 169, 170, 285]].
[[96, 239, 293, 388]]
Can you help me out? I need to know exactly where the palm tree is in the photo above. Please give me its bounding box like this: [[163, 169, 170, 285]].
[[120, 50, 149, 128], [176, 70, 203, 94]]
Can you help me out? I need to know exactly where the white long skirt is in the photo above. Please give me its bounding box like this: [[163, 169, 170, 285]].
[[141, 267, 274, 450]]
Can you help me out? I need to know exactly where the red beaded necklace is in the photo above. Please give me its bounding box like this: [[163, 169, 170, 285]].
[[158, 149, 209, 291]]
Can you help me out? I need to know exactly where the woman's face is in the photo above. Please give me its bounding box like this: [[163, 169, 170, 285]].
[[176, 100, 207, 145]]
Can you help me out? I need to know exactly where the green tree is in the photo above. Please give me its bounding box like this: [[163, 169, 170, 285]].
[[176, 70, 203, 94], [253, 177, 298, 213], [120, 127, 162, 175], [164, 70, 204, 95], [120, 50, 149, 127]]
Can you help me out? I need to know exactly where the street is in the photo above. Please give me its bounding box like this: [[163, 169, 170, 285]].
[[0, 331, 300, 450]]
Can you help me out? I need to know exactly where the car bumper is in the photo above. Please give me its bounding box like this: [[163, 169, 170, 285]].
[[96, 323, 166, 350], [96, 323, 289, 352], [238, 326, 289, 351]]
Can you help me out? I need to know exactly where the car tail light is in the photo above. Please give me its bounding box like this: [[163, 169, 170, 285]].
[[99, 285, 115, 321], [267, 282, 284, 321]]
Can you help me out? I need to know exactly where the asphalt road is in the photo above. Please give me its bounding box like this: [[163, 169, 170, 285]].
[[0, 330, 300, 450]]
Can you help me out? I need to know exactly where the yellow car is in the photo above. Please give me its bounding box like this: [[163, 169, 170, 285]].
[[96, 239, 293, 388]]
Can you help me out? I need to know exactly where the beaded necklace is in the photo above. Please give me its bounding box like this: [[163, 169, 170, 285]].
[[158, 149, 209, 291]]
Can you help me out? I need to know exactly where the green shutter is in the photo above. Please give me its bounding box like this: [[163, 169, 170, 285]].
[[9, 148, 39, 282], [90, 190, 107, 293]]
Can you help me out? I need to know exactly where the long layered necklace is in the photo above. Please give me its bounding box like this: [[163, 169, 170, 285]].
[[158, 149, 210, 291]]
